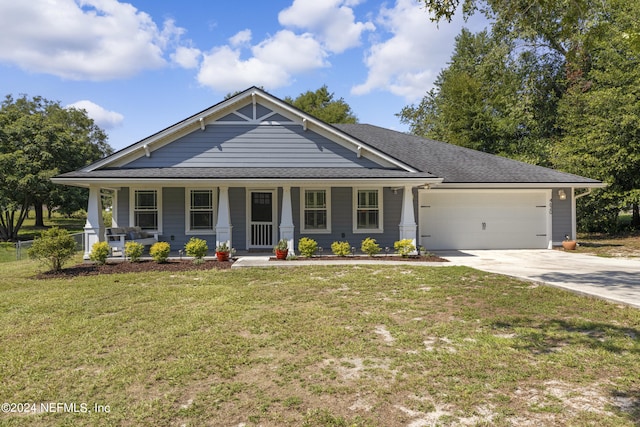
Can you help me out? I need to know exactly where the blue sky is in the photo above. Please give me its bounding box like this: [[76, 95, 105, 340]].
[[0, 0, 487, 151]]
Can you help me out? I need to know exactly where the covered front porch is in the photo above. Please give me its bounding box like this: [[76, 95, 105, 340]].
[[82, 181, 428, 260]]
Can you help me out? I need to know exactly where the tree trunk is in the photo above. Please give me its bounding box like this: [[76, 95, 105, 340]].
[[632, 202, 640, 229], [34, 202, 45, 228]]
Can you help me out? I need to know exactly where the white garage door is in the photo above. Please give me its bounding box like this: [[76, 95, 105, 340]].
[[419, 191, 549, 250]]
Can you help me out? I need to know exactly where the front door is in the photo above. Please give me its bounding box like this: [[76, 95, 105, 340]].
[[248, 190, 276, 248]]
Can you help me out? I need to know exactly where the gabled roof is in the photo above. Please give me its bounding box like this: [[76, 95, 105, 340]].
[[54, 87, 604, 188], [334, 124, 603, 186], [82, 87, 418, 173]]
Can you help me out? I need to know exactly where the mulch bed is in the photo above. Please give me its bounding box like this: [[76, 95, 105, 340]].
[[269, 255, 448, 262], [36, 259, 233, 279]]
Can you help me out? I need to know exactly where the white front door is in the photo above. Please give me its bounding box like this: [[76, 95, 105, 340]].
[[248, 190, 277, 249], [419, 190, 550, 250]]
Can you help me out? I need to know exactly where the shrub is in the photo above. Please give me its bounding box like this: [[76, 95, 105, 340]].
[[361, 237, 381, 256], [89, 241, 110, 265], [150, 241, 171, 263], [28, 227, 77, 271], [185, 237, 208, 262], [298, 237, 318, 258], [125, 241, 144, 262], [394, 239, 416, 257], [331, 241, 351, 256]]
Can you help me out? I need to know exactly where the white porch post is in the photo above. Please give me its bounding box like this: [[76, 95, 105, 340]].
[[216, 186, 233, 249], [84, 186, 104, 260], [398, 185, 417, 253], [279, 186, 295, 255]]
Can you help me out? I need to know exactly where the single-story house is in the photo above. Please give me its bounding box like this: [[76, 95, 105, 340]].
[[52, 87, 605, 259]]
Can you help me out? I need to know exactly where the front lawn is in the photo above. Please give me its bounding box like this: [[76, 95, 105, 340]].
[[576, 233, 640, 258], [1, 261, 638, 426]]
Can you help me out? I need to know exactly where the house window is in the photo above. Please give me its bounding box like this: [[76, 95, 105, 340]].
[[354, 188, 383, 233], [133, 189, 159, 231], [187, 189, 216, 234], [301, 188, 330, 233]]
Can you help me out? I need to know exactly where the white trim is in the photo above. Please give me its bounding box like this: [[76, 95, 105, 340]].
[[353, 187, 384, 234], [246, 189, 278, 248], [300, 187, 332, 234], [432, 182, 607, 189], [81, 88, 420, 173], [185, 188, 217, 235], [129, 188, 163, 234]]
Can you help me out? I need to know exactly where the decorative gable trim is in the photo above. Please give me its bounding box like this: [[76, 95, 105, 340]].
[[83, 87, 418, 172]]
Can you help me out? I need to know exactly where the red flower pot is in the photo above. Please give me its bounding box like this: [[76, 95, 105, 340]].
[[216, 251, 229, 261], [275, 249, 288, 260]]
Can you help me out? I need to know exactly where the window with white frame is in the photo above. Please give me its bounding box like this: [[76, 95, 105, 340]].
[[187, 189, 215, 234], [301, 188, 330, 233], [354, 188, 383, 233], [132, 189, 159, 231]]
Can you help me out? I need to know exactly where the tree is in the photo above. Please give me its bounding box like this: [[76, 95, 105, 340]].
[[554, 0, 640, 230], [284, 85, 358, 124], [0, 95, 112, 241], [398, 29, 563, 165]]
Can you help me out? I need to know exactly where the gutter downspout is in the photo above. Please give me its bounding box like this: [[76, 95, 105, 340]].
[[571, 188, 593, 240]]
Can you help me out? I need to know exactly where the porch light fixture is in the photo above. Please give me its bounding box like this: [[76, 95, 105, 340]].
[[558, 189, 567, 200]]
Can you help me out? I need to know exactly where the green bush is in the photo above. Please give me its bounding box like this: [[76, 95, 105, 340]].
[[394, 239, 416, 257], [125, 241, 144, 262], [28, 227, 77, 271], [298, 237, 318, 258], [331, 241, 351, 256], [360, 237, 381, 256], [89, 241, 110, 265], [150, 241, 171, 263], [185, 237, 208, 262]]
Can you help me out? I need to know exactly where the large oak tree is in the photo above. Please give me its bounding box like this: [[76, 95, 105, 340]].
[[0, 95, 112, 241]]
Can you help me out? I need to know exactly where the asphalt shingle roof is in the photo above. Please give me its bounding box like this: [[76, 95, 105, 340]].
[[334, 124, 601, 184], [56, 167, 436, 180]]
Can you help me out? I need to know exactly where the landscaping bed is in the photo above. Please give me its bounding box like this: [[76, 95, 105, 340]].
[[269, 254, 448, 262], [36, 259, 233, 279]]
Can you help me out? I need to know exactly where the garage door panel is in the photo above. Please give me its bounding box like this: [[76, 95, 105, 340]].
[[419, 191, 548, 250]]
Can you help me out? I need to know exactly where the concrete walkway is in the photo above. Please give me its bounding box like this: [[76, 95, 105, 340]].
[[440, 250, 640, 309], [232, 250, 640, 309]]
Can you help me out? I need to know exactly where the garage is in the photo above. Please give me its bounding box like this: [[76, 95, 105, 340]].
[[419, 190, 551, 250]]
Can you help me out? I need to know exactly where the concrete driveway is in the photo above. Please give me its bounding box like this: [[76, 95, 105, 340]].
[[439, 249, 640, 308]]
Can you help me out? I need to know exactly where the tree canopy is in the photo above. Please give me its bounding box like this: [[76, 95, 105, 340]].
[[0, 95, 112, 241], [284, 85, 358, 124], [406, 0, 640, 230]]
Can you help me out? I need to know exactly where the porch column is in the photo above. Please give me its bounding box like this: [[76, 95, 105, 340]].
[[398, 185, 417, 253], [216, 186, 233, 249], [84, 186, 104, 260], [279, 186, 295, 255]]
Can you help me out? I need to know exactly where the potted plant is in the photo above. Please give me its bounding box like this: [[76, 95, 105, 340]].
[[274, 239, 289, 260], [216, 242, 231, 261], [562, 234, 577, 250]]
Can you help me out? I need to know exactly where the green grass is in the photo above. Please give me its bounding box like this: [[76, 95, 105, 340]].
[[1, 262, 639, 426], [0, 212, 86, 263]]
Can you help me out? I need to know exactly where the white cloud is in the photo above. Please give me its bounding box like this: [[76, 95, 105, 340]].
[[171, 46, 202, 69], [229, 29, 252, 47], [197, 30, 327, 93], [278, 0, 374, 53], [352, 0, 483, 102], [67, 100, 124, 129], [0, 0, 184, 80]]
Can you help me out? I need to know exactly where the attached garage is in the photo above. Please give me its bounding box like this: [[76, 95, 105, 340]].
[[419, 190, 551, 250]]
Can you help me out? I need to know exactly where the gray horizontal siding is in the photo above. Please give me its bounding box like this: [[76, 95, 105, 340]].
[[552, 188, 573, 241], [123, 124, 379, 168], [114, 186, 406, 252]]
